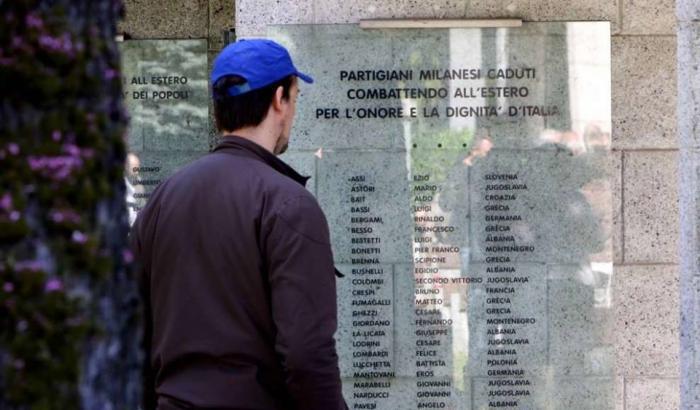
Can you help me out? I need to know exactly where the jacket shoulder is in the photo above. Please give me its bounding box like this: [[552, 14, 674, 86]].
[[239, 161, 330, 246], [272, 193, 331, 245]]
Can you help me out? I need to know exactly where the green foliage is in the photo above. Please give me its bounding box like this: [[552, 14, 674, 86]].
[[0, 1, 131, 408], [0, 267, 92, 408]]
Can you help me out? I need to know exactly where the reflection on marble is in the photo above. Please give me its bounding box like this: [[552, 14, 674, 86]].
[[124, 150, 207, 224], [548, 264, 614, 376], [121, 39, 209, 224], [271, 22, 614, 410], [123, 28, 614, 409], [466, 263, 549, 376], [469, 149, 612, 264], [120, 40, 209, 152]]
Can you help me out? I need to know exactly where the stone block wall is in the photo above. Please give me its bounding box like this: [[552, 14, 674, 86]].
[[118, 0, 681, 408], [678, 0, 700, 408]]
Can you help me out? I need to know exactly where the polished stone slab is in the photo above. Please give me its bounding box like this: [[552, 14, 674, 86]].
[[317, 151, 413, 264], [270, 22, 616, 410], [469, 149, 612, 265], [336, 263, 395, 378], [119, 40, 209, 152]]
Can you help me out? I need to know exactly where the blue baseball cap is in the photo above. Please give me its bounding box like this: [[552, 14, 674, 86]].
[[211, 39, 314, 97]]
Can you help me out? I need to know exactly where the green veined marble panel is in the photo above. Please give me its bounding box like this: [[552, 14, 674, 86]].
[[270, 22, 613, 410]]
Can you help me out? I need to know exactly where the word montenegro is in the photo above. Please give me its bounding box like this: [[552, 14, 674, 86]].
[[338, 68, 536, 81]]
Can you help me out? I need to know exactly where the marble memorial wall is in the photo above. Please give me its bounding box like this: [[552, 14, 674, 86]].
[[121, 23, 614, 409], [270, 23, 614, 410], [119, 39, 209, 224]]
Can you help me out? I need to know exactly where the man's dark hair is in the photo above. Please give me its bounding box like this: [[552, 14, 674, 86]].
[[213, 75, 294, 132]]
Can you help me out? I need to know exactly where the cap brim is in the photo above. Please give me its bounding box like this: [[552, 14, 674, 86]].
[[296, 71, 314, 84]]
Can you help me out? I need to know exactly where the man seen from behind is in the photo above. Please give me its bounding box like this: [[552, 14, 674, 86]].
[[131, 39, 347, 410]]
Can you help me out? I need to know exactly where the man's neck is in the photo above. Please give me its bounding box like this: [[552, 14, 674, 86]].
[[222, 127, 275, 154]]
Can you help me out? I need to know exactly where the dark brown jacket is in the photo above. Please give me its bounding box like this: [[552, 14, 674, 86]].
[[131, 136, 346, 410]]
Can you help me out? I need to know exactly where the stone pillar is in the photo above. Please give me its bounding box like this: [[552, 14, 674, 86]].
[[679, 0, 700, 408]]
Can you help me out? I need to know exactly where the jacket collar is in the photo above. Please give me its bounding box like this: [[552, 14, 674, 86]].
[[213, 135, 310, 187], [214, 135, 343, 278]]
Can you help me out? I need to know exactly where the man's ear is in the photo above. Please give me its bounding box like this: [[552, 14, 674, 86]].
[[271, 85, 285, 113]]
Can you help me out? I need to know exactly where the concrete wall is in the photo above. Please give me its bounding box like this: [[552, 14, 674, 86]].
[[119, 0, 681, 408], [678, 0, 700, 408]]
